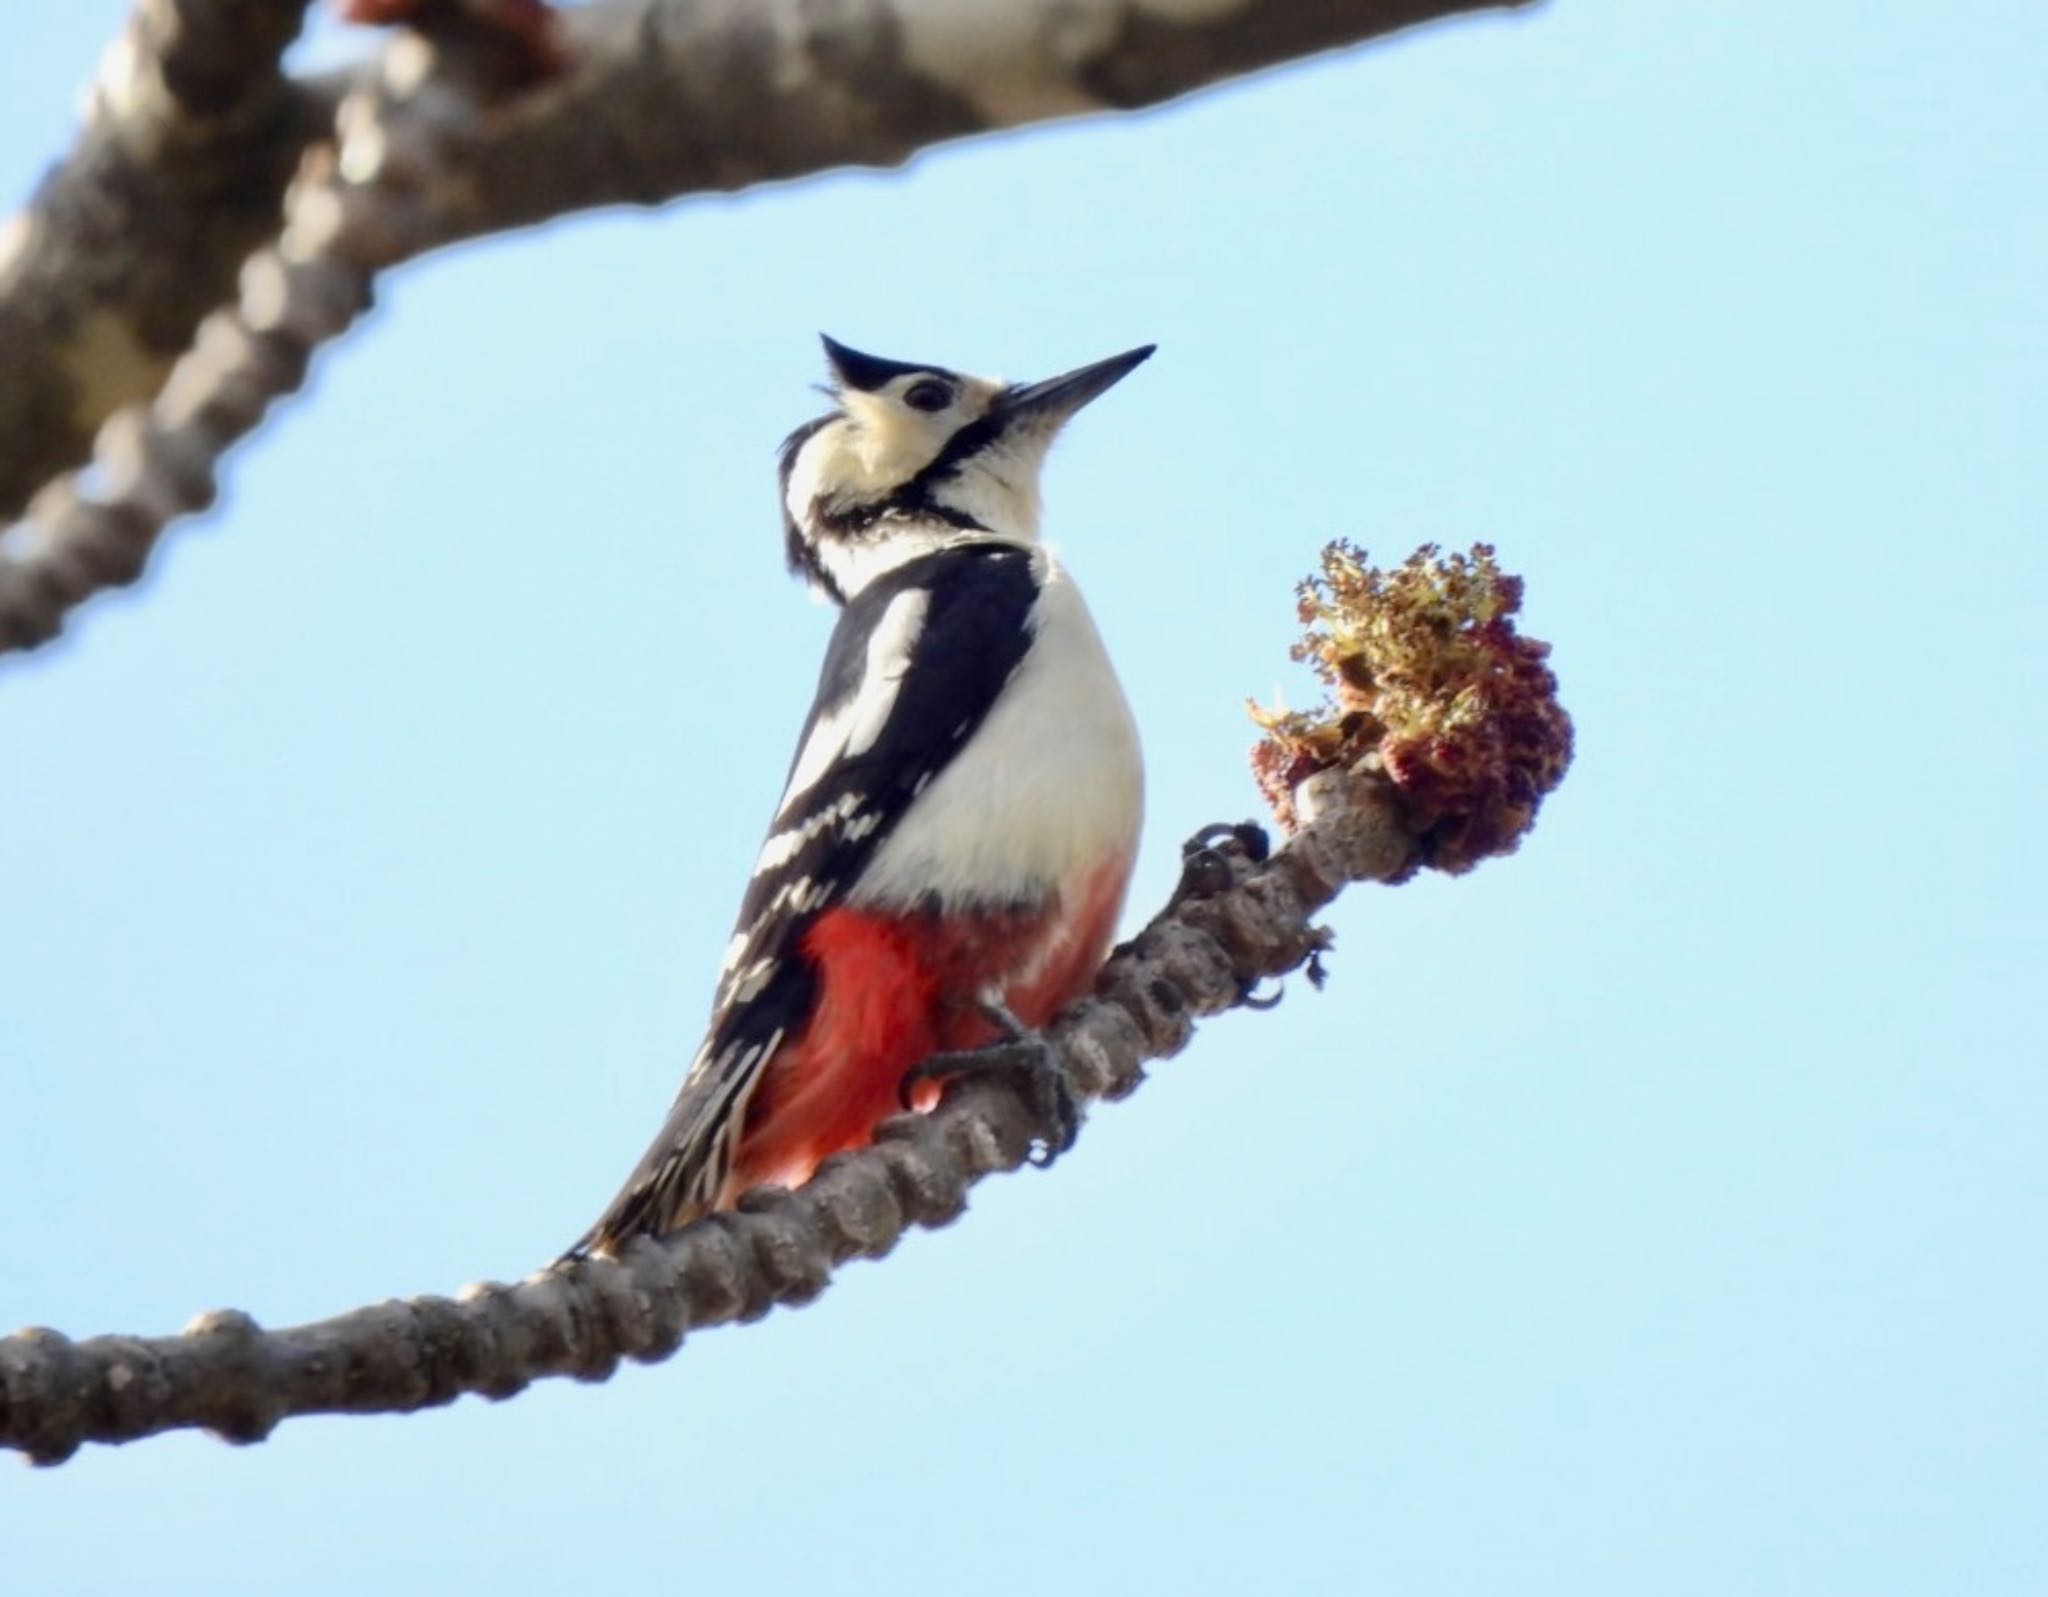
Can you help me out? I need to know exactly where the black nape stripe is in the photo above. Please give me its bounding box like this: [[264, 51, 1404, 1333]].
[[777, 414, 837, 597]]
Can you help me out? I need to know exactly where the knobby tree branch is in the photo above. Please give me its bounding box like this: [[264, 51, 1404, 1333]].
[[2, 766, 1418, 1465], [2, 532, 1575, 1463], [0, 0, 1539, 652]]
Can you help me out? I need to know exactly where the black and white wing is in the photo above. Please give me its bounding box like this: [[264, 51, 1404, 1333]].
[[571, 541, 1040, 1251]]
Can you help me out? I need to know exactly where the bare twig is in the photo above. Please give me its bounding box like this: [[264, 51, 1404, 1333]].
[[0, 766, 1415, 1465]]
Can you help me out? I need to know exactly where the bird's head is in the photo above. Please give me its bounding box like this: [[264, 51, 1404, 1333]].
[[778, 335, 1154, 601]]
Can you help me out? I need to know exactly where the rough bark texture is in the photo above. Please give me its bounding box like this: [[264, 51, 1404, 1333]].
[[436, 0, 1537, 242], [0, 0, 1538, 649], [0, 0, 327, 523], [0, 34, 514, 654], [0, 768, 1415, 1465]]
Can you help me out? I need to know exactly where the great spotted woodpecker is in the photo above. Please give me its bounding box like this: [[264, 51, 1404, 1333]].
[[572, 336, 1151, 1253]]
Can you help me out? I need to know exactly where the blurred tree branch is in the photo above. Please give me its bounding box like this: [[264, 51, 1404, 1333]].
[[0, 0, 1537, 653], [0, 0, 325, 530]]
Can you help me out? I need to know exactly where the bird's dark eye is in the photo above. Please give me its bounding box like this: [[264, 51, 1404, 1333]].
[[903, 379, 953, 412]]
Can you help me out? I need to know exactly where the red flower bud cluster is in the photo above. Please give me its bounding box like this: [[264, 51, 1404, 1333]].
[[1250, 542, 1573, 872]]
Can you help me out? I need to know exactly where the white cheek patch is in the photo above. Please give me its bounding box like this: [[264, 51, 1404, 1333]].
[[842, 388, 955, 483], [776, 587, 929, 813]]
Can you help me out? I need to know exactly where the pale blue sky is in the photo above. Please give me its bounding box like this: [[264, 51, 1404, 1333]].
[[3, 3, 2044, 1592]]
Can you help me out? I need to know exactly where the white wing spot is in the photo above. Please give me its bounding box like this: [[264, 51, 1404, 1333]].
[[749, 793, 867, 881], [755, 828, 805, 872], [770, 877, 818, 915], [731, 959, 775, 1005]]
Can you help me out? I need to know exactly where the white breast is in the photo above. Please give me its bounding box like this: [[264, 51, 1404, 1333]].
[[851, 553, 1143, 911]]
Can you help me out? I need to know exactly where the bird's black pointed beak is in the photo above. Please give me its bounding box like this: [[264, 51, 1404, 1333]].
[[1000, 345, 1156, 426]]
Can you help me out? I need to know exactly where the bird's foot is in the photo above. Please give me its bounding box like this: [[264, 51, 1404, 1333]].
[[1186, 820, 1271, 861], [1170, 820, 1325, 1010], [1170, 820, 1270, 906], [899, 1000, 1080, 1168], [1236, 974, 1286, 1011]]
